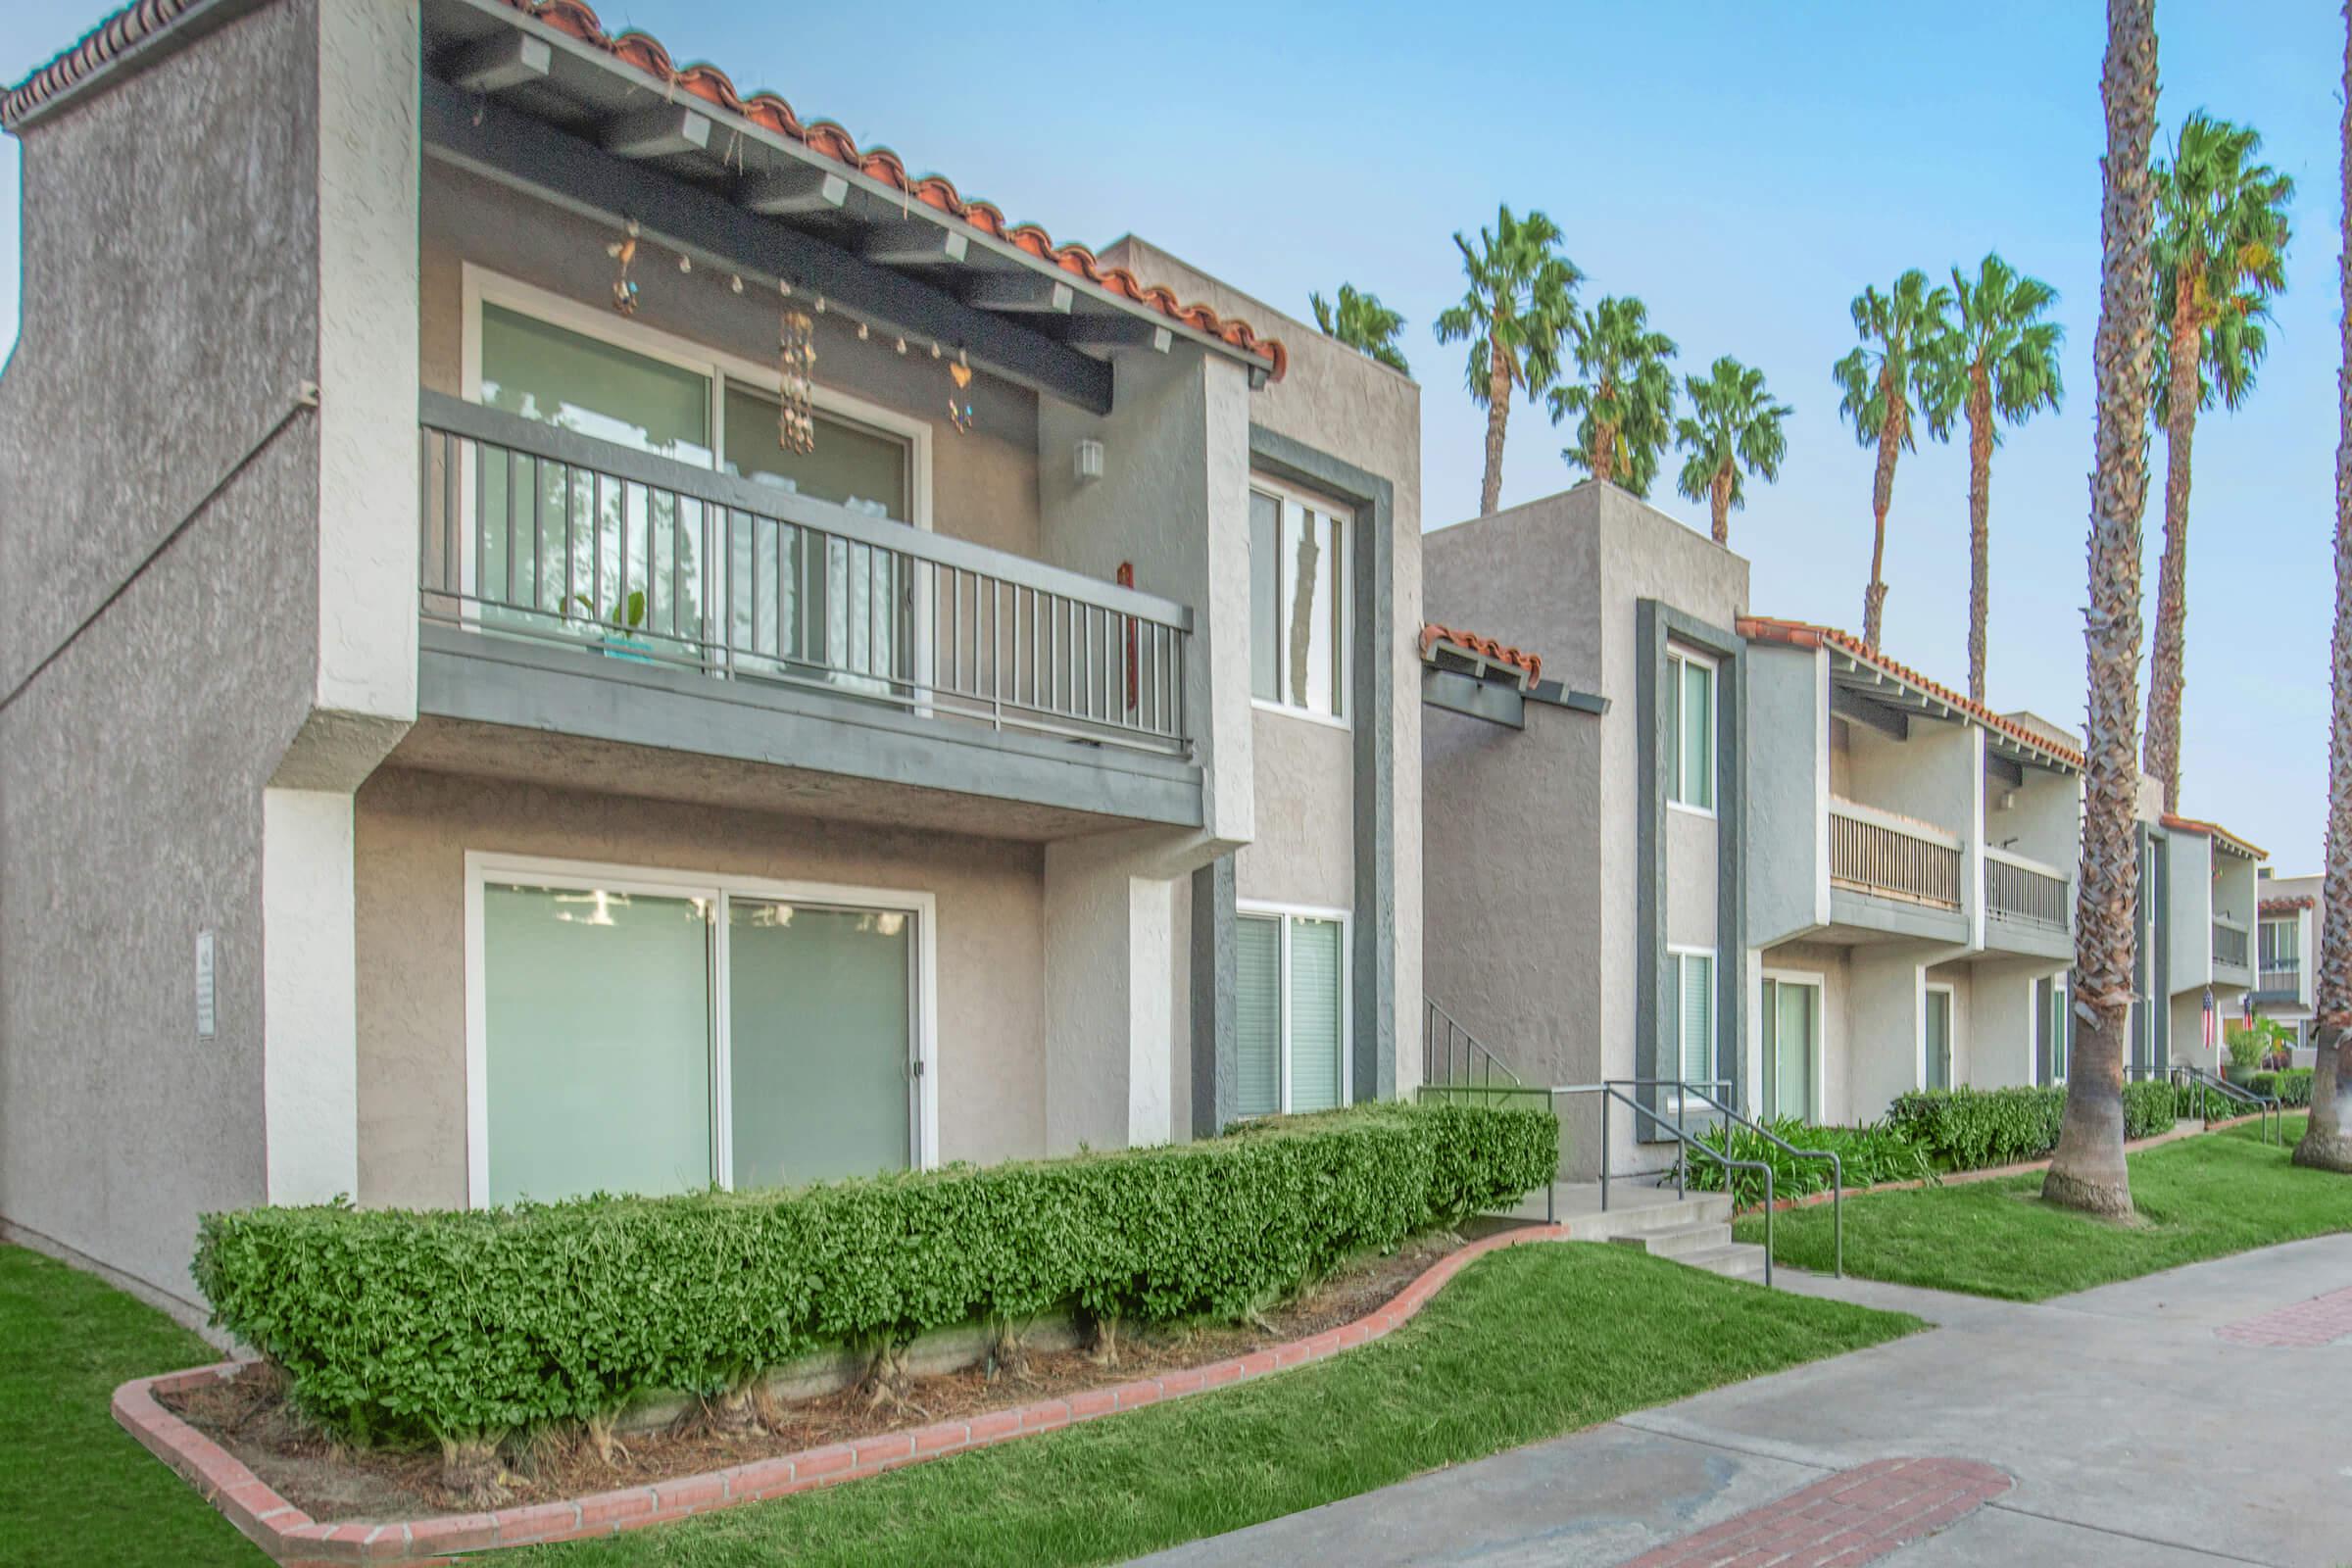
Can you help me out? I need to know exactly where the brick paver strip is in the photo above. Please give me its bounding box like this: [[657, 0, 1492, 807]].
[[1616, 1456, 2013, 1567], [114, 1222, 1570, 1564], [2215, 1285, 2352, 1348]]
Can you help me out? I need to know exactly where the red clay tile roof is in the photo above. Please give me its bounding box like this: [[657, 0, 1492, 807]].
[[507, 0, 1286, 378], [1738, 615, 2085, 770], [2161, 813, 2267, 861], [1, 0, 194, 126], [2260, 894, 2313, 915], [1421, 623, 1542, 686]]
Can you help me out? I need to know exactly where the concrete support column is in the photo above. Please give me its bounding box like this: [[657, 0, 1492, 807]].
[[1044, 836, 1180, 1151], [261, 788, 360, 1203], [1191, 856, 1237, 1136]]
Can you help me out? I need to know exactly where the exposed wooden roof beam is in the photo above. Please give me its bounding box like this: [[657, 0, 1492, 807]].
[[444, 29, 551, 94], [601, 105, 712, 161], [963, 273, 1076, 314], [738, 165, 849, 217], [859, 223, 968, 267]]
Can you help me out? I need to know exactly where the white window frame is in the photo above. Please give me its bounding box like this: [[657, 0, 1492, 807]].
[[1920, 980, 1957, 1091], [1668, 943, 1719, 1104], [1759, 967, 1826, 1124], [1236, 900, 1353, 1113], [1247, 475, 1353, 730], [2034, 969, 2070, 1086], [1667, 644, 1718, 818], [462, 850, 939, 1208]]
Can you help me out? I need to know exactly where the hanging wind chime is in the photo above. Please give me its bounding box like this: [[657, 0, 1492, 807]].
[[777, 302, 816, 455], [608, 220, 641, 316]]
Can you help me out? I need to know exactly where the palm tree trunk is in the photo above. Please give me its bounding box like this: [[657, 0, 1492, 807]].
[[1711, 464, 1733, 546], [1862, 393, 1901, 649], [1967, 367, 1994, 705], [1593, 420, 1618, 488], [1480, 335, 1513, 516], [2044, 0, 2159, 1218], [2143, 296, 2203, 817], [2296, 6, 2352, 1174]]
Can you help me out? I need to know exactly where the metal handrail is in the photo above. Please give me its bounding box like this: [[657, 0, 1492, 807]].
[[2126, 1061, 2282, 1145], [1676, 1083, 1842, 1279], [1423, 1000, 1522, 1089], [1547, 1078, 1781, 1289]]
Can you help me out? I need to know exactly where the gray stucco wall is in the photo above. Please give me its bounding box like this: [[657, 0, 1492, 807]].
[[0, 0, 328, 1310], [352, 767, 1049, 1206], [1744, 643, 1827, 949]]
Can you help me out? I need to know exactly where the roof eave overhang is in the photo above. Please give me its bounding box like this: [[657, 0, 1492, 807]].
[[1824, 649, 2080, 777], [420, 0, 1277, 407]]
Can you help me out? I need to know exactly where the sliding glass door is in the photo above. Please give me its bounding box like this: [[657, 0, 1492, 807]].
[[1760, 976, 1819, 1122], [476, 863, 924, 1206]]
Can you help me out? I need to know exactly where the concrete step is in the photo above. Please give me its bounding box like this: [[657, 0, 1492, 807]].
[[1678, 1242, 1771, 1280], [1609, 1217, 1735, 1260], [1515, 1184, 1734, 1241]]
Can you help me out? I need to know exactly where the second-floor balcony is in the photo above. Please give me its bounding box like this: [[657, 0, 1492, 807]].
[[1829, 798, 1963, 911], [2257, 959, 2301, 999], [410, 392, 1201, 832], [2212, 916, 2252, 974], [1984, 847, 2072, 934]]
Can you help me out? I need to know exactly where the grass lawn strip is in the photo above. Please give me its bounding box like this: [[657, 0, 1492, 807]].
[[0, 1244, 261, 1567], [514, 1245, 1918, 1568], [1741, 1116, 2352, 1301]]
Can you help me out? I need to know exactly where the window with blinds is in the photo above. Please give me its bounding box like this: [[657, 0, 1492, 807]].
[[1674, 951, 1715, 1087], [1667, 650, 1715, 810], [1233, 909, 1348, 1117], [2035, 977, 2069, 1086], [1925, 989, 1954, 1090]]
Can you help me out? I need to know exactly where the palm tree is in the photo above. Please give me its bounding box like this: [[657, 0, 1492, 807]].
[[1934, 254, 2066, 704], [2143, 113, 2293, 816], [2043, 0, 2159, 1220], [2294, 14, 2352, 1175], [1833, 270, 1955, 650], [1435, 207, 1583, 516], [1551, 296, 1680, 497], [1673, 358, 1790, 546], [1309, 284, 1410, 375]]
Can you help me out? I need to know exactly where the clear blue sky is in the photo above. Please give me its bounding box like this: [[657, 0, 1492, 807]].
[[1, 1, 2336, 868]]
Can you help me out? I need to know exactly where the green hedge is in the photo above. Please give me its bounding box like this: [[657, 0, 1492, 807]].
[[1688, 1117, 1933, 1207], [2239, 1068, 2314, 1107], [194, 1101, 1556, 1446], [1886, 1084, 2176, 1171]]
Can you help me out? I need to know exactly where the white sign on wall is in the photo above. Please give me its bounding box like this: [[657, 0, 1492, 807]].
[[195, 930, 216, 1040]]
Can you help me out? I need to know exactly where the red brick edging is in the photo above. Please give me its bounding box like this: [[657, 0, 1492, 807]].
[[1617, 1455, 2013, 1566], [1747, 1109, 2274, 1216], [2216, 1285, 2352, 1348], [115, 1223, 1570, 1564]]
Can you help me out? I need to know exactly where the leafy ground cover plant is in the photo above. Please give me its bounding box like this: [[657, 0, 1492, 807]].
[[1687, 1117, 1934, 1207]]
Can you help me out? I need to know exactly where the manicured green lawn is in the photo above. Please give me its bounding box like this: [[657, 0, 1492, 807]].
[[521, 1245, 1916, 1568], [0, 1245, 262, 1567], [0, 1240, 1915, 1568], [1740, 1116, 2352, 1301]]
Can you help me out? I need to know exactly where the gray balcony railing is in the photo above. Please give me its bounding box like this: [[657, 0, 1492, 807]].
[[1984, 849, 2072, 933], [417, 392, 1191, 756], [2258, 961, 2301, 995], [2212, 918, 2251, 970], [1829, 800, 1963, 909]]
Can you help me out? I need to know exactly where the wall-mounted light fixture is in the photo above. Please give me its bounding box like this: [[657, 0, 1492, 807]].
[[1074, 437, 1105, 483]]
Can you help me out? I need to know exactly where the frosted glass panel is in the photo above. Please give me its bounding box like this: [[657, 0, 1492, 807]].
[[1235, 915, 1281, 1117], [483, 883, 711, 1204], [727, 900, 911, 1190], [1679, 954, 1714, 1084], [1249, 493, 1279, 702], [1769, 981, 1815, 1120], [1289, 918, 1345, 1112], [1678, 659, 1713, 808], [1925, 991, 1953, 1089]]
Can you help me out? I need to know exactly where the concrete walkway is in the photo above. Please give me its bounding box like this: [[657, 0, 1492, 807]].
[[1134, 1234, 2352, 1567]]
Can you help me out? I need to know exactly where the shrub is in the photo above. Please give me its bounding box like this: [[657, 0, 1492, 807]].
[[1887, 1084, 2177, 1171], [193, 1101, 1556, 1448], [2233, 1068, 2313, 1107], [1687, 1117, 1933, 1208]]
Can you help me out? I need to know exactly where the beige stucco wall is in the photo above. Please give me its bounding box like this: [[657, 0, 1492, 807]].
[[353, 768, 1047, 1207], [417, 163, 1044, 562], [1236, 711, 1353, 910]]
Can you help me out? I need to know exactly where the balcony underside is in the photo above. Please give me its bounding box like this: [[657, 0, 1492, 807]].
[[1824, 888, 1970, 946], [1982, 912, 2072, 961], [407, 624, 1202, 840]]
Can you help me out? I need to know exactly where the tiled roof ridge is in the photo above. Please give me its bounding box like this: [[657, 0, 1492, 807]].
[[1, 0, 194, 127], [501, 0, 1287, 379], [2159, 812, 2267, 860], [1421, 622, 1542, 686], [1737, 614, 2086, 770], [2259, 894, 2313, 915]]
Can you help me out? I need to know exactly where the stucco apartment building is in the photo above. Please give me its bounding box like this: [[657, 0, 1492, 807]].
[[2252, 870, 2321, 1058], [0, 0, 1422, 1318], [1423, 483, 2101, 1140]]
